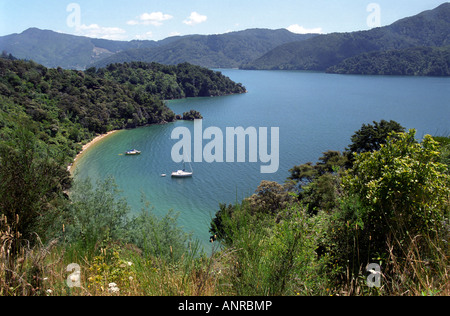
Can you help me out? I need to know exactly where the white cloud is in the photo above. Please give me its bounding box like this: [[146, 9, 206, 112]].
[[75, 24, 127, 40], [126, 20, 139, 26], [128, 12, 173, 26], [183, 12, 207, 26], [286, 24, 323, 34]]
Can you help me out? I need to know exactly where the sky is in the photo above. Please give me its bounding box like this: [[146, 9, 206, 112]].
[[0, 0, 448, 41]]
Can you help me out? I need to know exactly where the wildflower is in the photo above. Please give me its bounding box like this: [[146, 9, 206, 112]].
[[46, 289, 53, 296], [70, 271, 81, 284], [108, 282, 120, 294]]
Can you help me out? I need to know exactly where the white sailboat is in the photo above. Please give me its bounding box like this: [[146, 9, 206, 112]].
[[171, 161, 193, 178]]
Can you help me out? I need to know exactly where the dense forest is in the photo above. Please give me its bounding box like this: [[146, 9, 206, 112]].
[[327, 46, 450, 76], [0, 57, 245, 162], [91, 61, 247, 99], [0, 57, 167, 160]]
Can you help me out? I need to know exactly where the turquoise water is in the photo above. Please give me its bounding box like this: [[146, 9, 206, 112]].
[[74, 70, 450, 250]]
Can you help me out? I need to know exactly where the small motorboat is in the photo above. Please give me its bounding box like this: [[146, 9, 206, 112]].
[[125, 149, 141, 155]]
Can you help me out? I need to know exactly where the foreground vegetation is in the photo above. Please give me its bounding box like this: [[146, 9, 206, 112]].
[[1, 117, 448, 296]]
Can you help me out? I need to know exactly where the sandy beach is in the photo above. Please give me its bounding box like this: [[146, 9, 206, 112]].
[[68, 130, 120, 174]]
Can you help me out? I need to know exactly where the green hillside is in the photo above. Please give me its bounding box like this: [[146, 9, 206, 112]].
[[243, 3, 450, 71], [0, 56, 245, 162], [0, 28, 315, 70], [0, 28, 159, 69], [327, 46, 450, 76], [93, 61, 246, 99], [92, 29, 316, 69]]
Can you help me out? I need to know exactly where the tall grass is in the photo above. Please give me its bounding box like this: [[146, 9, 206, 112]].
[[1, 173, 448, 296], [214, 201, 333, 296], [2, 208, 448, 296]]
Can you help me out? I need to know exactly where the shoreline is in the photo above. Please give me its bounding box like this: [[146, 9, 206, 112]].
[[67, 122, 173, 175], [68, 130, 121, 174]]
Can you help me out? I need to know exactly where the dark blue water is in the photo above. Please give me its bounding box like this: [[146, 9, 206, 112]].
[[74, 70, 450, 249]]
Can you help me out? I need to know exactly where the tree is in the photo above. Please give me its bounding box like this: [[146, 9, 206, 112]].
[[246, 181, 294, 216], [288, 151, 347, 214], [342, 129, 449, 259], [64, 178, 129, 250], [182, 110, 203, 121], [346, 120, 405, 165], [0, 124, 70, 252], [288, 162, 317, 187]]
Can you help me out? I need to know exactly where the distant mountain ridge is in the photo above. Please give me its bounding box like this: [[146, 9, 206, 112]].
[[1, 3, 449, 73], [0, 28, 316, 70], [0, 28, 160, 69], [92, 29, 316, 69], [243, 3, 450, 71]]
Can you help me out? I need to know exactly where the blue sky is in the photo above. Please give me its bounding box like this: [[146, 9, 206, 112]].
[[0, 0, 447, 41]]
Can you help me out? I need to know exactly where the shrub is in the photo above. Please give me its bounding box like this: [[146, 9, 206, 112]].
[[332, 130, 450, 293]]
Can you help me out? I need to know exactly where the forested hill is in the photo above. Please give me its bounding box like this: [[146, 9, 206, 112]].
[[0, 57, 246, 162], [90, 62, 246, 99], [243, 3, 450, 71], [326, 46, 450, 76], [92, 29, 316, 69], [0, 28, 159, 69]]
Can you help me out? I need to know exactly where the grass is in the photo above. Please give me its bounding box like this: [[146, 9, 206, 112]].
[[1, 209, 449, 296]]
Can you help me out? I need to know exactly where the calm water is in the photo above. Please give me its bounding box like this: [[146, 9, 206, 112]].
[[74, 70, 450, 249]]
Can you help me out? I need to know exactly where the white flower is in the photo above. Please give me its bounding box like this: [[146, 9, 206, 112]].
[[108, 286, 120, 293], [70, 271, 80, 283], [108, 282, 120, 294]]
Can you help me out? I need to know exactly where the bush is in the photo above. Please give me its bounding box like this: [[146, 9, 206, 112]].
[[64, 177, 194, 263], [64, 178, 129, 253], [211, 200, 330, 296], [343, 130, 448, 244], [127, 209, 193, 262], [330, 130, 450, 293]]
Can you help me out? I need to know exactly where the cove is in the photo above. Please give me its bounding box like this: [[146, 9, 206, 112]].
[[73, 70, 450, 250]]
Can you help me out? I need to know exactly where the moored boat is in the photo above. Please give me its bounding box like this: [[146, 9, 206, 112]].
[[171, 161, 193, 178], [125, 149, 141, 155], [171, 169, 193, 178]]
